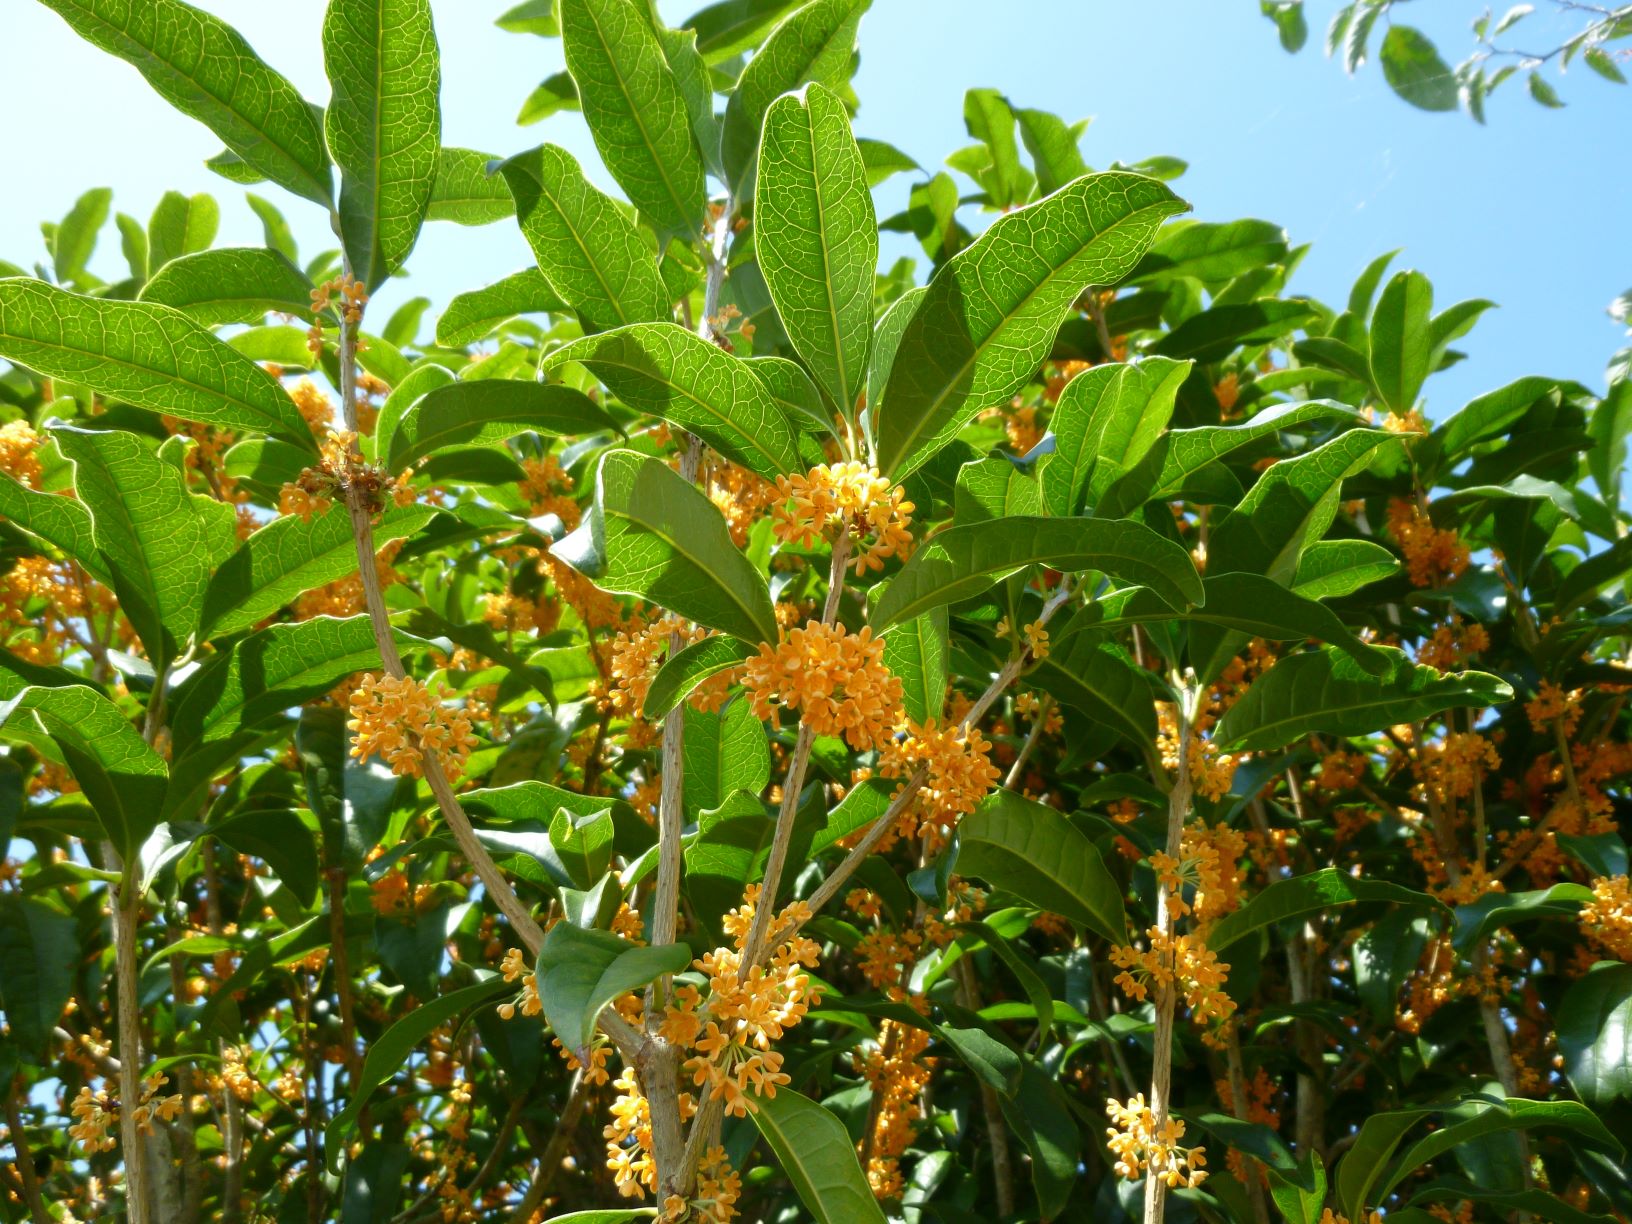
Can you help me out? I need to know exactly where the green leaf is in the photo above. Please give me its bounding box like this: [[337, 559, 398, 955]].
[[1029, 630, 1155, 750], [387, 381, 617, 470], [435, 268, 565, 347], [683, 698, 770, 817], [555, 448, 777, 643], [882, 609, 948, 724], [1559, 962, 1632, 1107], [751, 1088, 888, 1224], [138, 247, 314, 325], [199, 503, 437, 638], [1215, 646, 1513, 753], [871, 516, 1202, 630], [719, 0, 871, 201], [0, 895, 77, 1053], [535, 921, 691, 1053], [1208, 867, 1446, 956], [52, 187, 112, 286], [207, 809, 321, 907], [545, 323, 802, 479], [0, 473, 106, 583], [875, 172, 1187, 477], [756, 82, 876, 415], [53, 424, 221, 665], [0, 278, 314, 447], [147, 190, 219, 274], [324, 977, 511, 1173], [498, 144, 671, 334], [1039, 356, 1190, 515], [1187, 571, 1389, 682], [427, 147, 512, 225], [1269, 1152, 1328, 1224], [1379, 25, 1459, 111], [0, 684, 167, 861], [1206, 428, 1400, 583], [858, 136, 922, 188], [558, 0, 705, 237], [323, 0, 442, 287], [1099, 399, 1357, 517], [1014, 107, 1088, 197], [1433, 375, 1560, 459], [1135, 218, 1288, 286], [960, 88, 1028, 209], [1151, 299, 1314, 363], [550, 806, 615, 888], [956, 789, 1126, 943], [1452, 883, 1593, 953], [517, 71, 580, 125], [1371, 269, 1433, 412], [246, 192, 299, 263], [37, 0, 333, 205], [644, 635, 755, 719], [1291, 538, 1401, 599], [998, 1062, 1081, 1217], [1379, 1098, 1619, 1201], [1412, 1185, 1616, 1224]]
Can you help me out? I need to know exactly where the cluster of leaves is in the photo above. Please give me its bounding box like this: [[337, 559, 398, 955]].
[[1261, 0, 1632, 118], [0, 1, 1630, 1223]]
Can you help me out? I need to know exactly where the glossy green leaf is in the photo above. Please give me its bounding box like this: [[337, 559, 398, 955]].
[[683, 698, 770, 816], [1208, 867, 1446, 955], [1151, 299, 1314, 362], [957, 788, 1126, 943], [554, 448, 777, 643], [324, 977, 511, 1172], [199, 503, 437, 638], [51, 187, 112, 286], [871, 515, 1202, 630], [147, 190, 219, 274], [875, 172, 1187, 477], [323, 0, 442, 287], [1452, 883, 1593, 953], [427, 147, 512, 225], [1433, 375, 1560, 459], [499, 144, 671, 334], [1371, 269, 1434, 412], [644, 635, 755, 719], [54, 424, 223, 665], [0, 473, 106, 583], [719, 0, 871, 200], [558, 0, 705, 236], [517, 71, 580, 125], [882, 609, 948, 724], [756, 83, 876, 415], [1015, 106, 1088, 197], [0, 278, 314, 447], [1291, 538, 1401, 599], [138, 247, 314, 325], [0, 895, 78, 1053], [435, 267, 565, 346], [545, 323, 802, 479], [387, 381, 617, 470], [1187, 571, 1390, 682], [1039, 356, 1190, 515], [1029, 630, 1155, 750], [0, 684, 167, 861], [535, 920, 690, 1053], [1134, 218, 1288, 285], [1214, 646, 1514, 753], [37, 0, 333, 205], [1559, 962, 1632, 1107], [751, 1088, 888, 1224]]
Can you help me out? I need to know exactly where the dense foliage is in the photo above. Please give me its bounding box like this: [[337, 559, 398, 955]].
[[1, 1, 1631, 1222]]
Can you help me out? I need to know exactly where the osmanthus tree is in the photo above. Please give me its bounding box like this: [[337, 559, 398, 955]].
[[0, 1, 1630, 1223]]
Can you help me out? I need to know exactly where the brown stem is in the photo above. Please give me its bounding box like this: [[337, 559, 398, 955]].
[[1004, 694, 1050, 790], [325, 868, 362, 1090], [165, 934, 204, 1223], [1224, 1030, 1272, 1224], [201, 843, 244, 1224], [4, 1085, 50, 1224], [1143, 678, 1195, 1224], [113, 870, 149, 1224]]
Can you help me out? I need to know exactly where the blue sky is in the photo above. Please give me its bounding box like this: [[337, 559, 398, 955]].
[[3, 0, 1628, 420]]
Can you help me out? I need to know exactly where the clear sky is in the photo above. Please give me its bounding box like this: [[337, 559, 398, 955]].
[[3, 1, 1628, 420]]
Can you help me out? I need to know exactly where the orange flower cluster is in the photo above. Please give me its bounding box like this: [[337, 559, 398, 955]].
[[1215, 1067, 1282, 1183], [1581, 875, 1632, 962], [606, 1066, 661, 1197], [878, 718, 1001, 845], [1004, 402, 1044, 455], [745, 621, 902, 750], [347, 673, 479, 782], [995, 616, 1050, 660], [1111, 926, 1236, 1025], [370, 867, 435, 916], [517, 454, 580, 527], [608, 615, 736, 718], [1415, 620, 1490, 670], [857, 1015, 935, 1198], [1176, 823, 1249, 930], [706, 458, 781, 548], [662, 886, 821, 1120], [279, 429, 414, 521], [0, 418, 43, 486], [306, 273, 367, 354], [68, 1075, 183, 1155], [772, 461, 913, 574], [1313, 750, 1368, 792], [1386, 498, 1469, 587], [1158, 706, 1239, 802], [496, 946, 542, 1020], [1527, 680, 1584, 738], [1413, 731, 1499, 804], [289, 378, 336, 437], [1104, 1094, 1208, 1188], [660, 1146, 742, 1223]]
